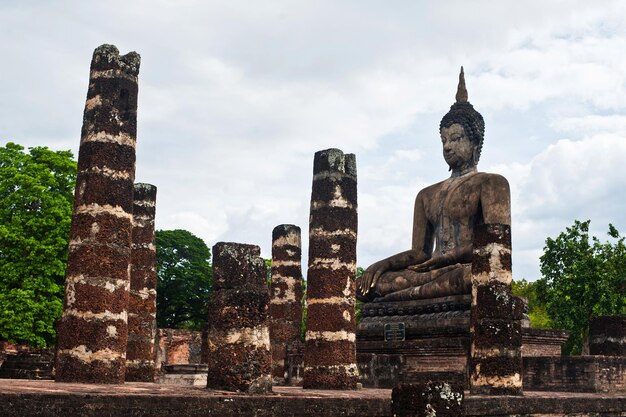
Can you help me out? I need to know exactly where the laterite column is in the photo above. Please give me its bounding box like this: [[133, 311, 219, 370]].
[[55, 44, 140, 383], [589, 316, 626, 356], [269, 224, 304, 385], [205, 243, 272, 393], [470, 223, 523, 395], [126, 183, 157, 382], [303, 148, 359, 390]]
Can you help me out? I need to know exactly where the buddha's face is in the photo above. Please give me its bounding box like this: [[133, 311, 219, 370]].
[[441, 123, 475, 170]]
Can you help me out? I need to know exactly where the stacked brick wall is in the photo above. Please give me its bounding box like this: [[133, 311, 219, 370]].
[[154, 329, 202, 371], [522, 329, 570, 357], [524, 356, 626, 393]]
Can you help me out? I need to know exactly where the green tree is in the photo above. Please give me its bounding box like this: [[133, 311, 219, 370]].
[[511, 278, 552, 329], [355, 266, 364, 324], [0, 142, 76, 347], [156, 229, 212, 330], [540, 220, 626, 355]]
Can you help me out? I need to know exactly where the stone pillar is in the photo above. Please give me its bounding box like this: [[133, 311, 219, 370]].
[[469, 223, 523, 395], [205, 242, 272, 393], [126, 183, 157, 382], [269, 224, 304, 385], [303, 148, 358, 390], [55, 44, 140, 384], [589, 316, 626, 356]]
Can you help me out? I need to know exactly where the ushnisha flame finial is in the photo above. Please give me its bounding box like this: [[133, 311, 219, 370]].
[[455, 66, 468, 103]]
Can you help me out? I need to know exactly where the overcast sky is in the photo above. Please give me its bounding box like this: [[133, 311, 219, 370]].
[[1, 1, 625, 281]]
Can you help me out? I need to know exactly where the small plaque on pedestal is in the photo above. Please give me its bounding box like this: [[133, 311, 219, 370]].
[[384, 322, 406, 341]]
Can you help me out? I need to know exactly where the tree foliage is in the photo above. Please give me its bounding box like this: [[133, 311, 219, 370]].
[[539, 220, 626, 354], [155, 229, 212, 330], [0, 142, 76, 347], [511, 278, 553, 329]]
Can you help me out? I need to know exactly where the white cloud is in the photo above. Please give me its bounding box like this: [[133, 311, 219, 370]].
[[495, 134, 626, 279]]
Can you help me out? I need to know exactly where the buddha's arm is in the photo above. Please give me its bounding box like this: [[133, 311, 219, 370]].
[[358, 190, 432, 296], [408, 245, 472, 272], [410, 174, 510, 272], [480, 174, 511, 225]]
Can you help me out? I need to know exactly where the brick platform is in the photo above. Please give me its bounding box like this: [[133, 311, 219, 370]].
[[0, 380, 625, 416]]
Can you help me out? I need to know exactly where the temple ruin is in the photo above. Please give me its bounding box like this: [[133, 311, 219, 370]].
[[0, 45, 625, 417]]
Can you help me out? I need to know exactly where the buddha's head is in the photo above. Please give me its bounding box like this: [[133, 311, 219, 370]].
[[439, 67, 485, 171]]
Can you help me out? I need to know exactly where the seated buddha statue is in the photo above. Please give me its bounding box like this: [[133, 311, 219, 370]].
[[357, 67, 511, 303]]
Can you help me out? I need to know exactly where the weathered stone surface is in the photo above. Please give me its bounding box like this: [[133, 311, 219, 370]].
[[212, 242, 267, 291], [159, 364, 208, 386], [524, 355, 626, 393], [154, 328, 203, 373], [589, 315, 626, 356], [304, 149, 359, 390], [391, 381, 464, 417], [0, 349, 54, 380], [2, 379, 626, 416], [470, 223, 522, 396], [205, 242, 272, 393], [126, 183, 157, 382], [269, 225, 303, 385], [471, 223, 512, 286], [56, 44, 140, 384]]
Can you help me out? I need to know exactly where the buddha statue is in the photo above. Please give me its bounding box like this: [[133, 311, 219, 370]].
[[357, 67, 511, 303]]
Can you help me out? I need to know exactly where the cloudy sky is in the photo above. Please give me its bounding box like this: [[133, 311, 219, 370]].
[[2, 0, 625, 280]]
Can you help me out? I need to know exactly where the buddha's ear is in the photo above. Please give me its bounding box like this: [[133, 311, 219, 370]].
[[472, 146, 480, 166]]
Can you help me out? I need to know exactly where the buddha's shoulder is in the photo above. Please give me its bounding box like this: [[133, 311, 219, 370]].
[[473, 172, 510, 187], [417, 172, 509, 197]]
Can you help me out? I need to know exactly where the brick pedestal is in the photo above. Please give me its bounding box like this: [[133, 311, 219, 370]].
[[303, 148, 359, 390], [269, 225, 304, 385], [589, 316, 626, 356], [469, 223, 523, 395], [126, 183, 157, 382], [55, 44, 140, 384], [205, 243, 272, 393]]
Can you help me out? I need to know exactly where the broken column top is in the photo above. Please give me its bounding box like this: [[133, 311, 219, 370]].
[[313, 148, 356, 177], [133, 183, 157, 200], [272, 224, 301, 242], [92, 44, 141, 75], [212, 242, 267, 291]]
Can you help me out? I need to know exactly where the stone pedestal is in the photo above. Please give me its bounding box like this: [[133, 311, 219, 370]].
[[303, 148, 359, 390], [269, 225, 304, 385], [205, 242, 272, 393], [391, 381, 464, 417], [55, 44, 140, 384], [126, 183, 157, 382], [469, 223, 523, 395], [589, 316, 626, 356]]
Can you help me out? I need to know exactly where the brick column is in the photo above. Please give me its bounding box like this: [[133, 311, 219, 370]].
[[269, 224, 304, 385], [469, 223, 523, 395], [303, 148, 358, 390], [126, 183, 157, 382], [205, 242, 272, 393], [55, 44, 140, 384], [589, 316, 626, 356]]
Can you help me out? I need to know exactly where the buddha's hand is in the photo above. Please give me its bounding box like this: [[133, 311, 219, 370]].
[[358, 260, 390, 297], [407, 257, 437, 273]]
